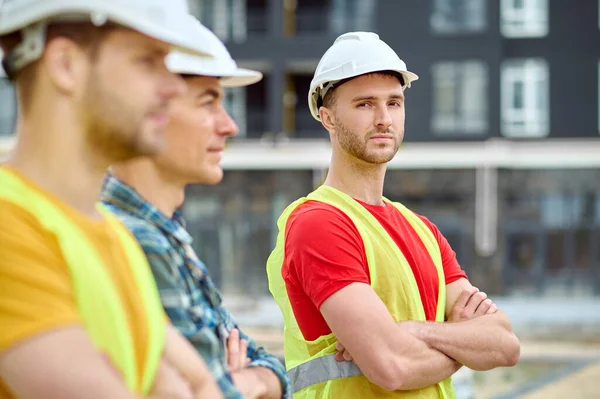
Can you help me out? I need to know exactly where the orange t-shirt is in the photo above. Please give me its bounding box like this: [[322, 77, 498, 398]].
[[0, 168, 153, 398]]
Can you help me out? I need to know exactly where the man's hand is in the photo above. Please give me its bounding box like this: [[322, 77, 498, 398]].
[[334, 340, 353, 362], [423, 279, 520, 371], [448, 287, 497, 322], [163, 324, 224, 399], [231, 368, 268, 399], [226, 328, 283, 398], [227, 328, 251, 372], [151, 359, 194, 399]]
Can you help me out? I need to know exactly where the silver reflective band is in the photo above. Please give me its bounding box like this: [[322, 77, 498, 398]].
[[287, 354, 363, 393]]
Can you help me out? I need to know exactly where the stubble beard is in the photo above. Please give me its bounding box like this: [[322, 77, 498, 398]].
[[335, 118, 401, 165], [81, 70, 157, 165]]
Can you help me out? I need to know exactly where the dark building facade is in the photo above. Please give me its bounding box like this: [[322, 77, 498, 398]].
[[1, 0, 599, 298], [185, 0, 600, 142], [181, 0, 600, 299]]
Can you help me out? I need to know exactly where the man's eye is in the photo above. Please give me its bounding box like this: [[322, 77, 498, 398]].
[[138, 56, 156, 66]]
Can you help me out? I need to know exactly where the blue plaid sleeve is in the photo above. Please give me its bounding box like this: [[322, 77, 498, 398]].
[[219, 306, 291, 399], [110, 212, 241, 398]]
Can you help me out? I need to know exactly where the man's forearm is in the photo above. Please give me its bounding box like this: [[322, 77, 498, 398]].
[[236, 366, 282, 399], [415, 311, 520, 371], [392, 337, 462, 391], [253, 366, 283, 399], [237, 327, 287, 397]]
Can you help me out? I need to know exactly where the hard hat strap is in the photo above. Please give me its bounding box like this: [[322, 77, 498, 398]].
[[3, 21, 47, 79]]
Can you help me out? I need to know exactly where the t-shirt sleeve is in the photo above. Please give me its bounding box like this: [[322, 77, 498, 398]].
[[418, 215, 468, 284], [284, 203, 370, 309], [0, 201, 80, 352]]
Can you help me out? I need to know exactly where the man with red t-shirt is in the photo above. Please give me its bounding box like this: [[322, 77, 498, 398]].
[[285, 202, 468, 342], [266, 32, 520, 399]]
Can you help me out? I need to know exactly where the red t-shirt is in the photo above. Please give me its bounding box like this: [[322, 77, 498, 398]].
[[282, 199, 468, 341]]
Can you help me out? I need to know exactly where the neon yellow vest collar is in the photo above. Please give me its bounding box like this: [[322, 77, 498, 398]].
[[267, 186, 455, 398], [0, 168, 165, 394]]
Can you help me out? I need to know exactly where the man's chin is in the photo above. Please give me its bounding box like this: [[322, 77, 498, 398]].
[[138, 129, 166, 156], [192, 167, 223, 186], [363, 150, 398, 165]]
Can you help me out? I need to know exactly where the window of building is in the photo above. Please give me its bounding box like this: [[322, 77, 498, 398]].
[[244, 0, 269, 35], [218, 73, 269, 140], [501, 0, 548, 38], [430, 0, 487, 35], [328, 0, 375, 35], [598, 0, 600, 31], [500, 170, 600, 296], [183, 170, 315, 296], [224, 87, 247, 138], [294, 0, 375, 34], [245, 74, 269, 139], [501, 59, 549, 137], [0, 77, 16, 137], [431, 60, 488, 135], [188, 0, 267, 42], [598, 62, 600, 135], [287, 72, 321, 138]]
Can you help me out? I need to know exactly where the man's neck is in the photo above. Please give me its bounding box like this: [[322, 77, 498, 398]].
[[324, 150, 387, 206], [111, 160, 185, 218], [6, 117, 108, 219]]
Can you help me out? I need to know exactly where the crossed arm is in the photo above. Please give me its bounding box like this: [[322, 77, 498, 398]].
[[405, 278, 520, 371], [321, 278, 520, 391], [322, 283, 459, 391]]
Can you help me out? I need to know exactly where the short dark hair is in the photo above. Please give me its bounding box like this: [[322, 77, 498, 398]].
[[319, 70, 405, 110], [0, 22, 116, 112]]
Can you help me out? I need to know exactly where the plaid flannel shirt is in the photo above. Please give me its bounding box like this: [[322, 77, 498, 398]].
[[101, 174, 290, 399]]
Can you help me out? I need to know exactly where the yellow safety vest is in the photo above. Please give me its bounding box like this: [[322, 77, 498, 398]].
[[267, 186, 456, 399], [0, 168, 165, 395]]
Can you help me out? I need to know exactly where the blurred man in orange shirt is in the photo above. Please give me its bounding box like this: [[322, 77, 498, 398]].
[[0, 1, 223, 398]]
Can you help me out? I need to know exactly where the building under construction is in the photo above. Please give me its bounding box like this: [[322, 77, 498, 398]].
[[1, 0, 599, 300]]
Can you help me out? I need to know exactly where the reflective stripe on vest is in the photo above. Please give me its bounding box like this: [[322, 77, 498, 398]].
[[288, 354, 362, 394], [0, 168, 165, 394]]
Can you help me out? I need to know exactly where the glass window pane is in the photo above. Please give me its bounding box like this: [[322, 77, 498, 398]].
[[188, 0, 253, 42], [184, 170, 314, 296], [246, 74, 268, 138], [330, 0, 376, 35], [535, 78, 547, 111], [501, 59, 549, 137], [501, 0, 548, 38], [431, 0, 487, 34], [545, 229, 566, 273], [224, 87, 247, 138], [500, 170, 600, 296], [574, 228, 593, 270], [437, 82, 457, 116], [595, 195, 600, 225], [507, 232, 537, 273], [432, 61, 487, 135], [512, 81, 524, 109], [461, 65, 487, 125]]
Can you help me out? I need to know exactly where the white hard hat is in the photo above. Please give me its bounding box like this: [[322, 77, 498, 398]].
[[165, 17, 262, 88], [308, 31, 419, 121], [0, 0, 217, 77]]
